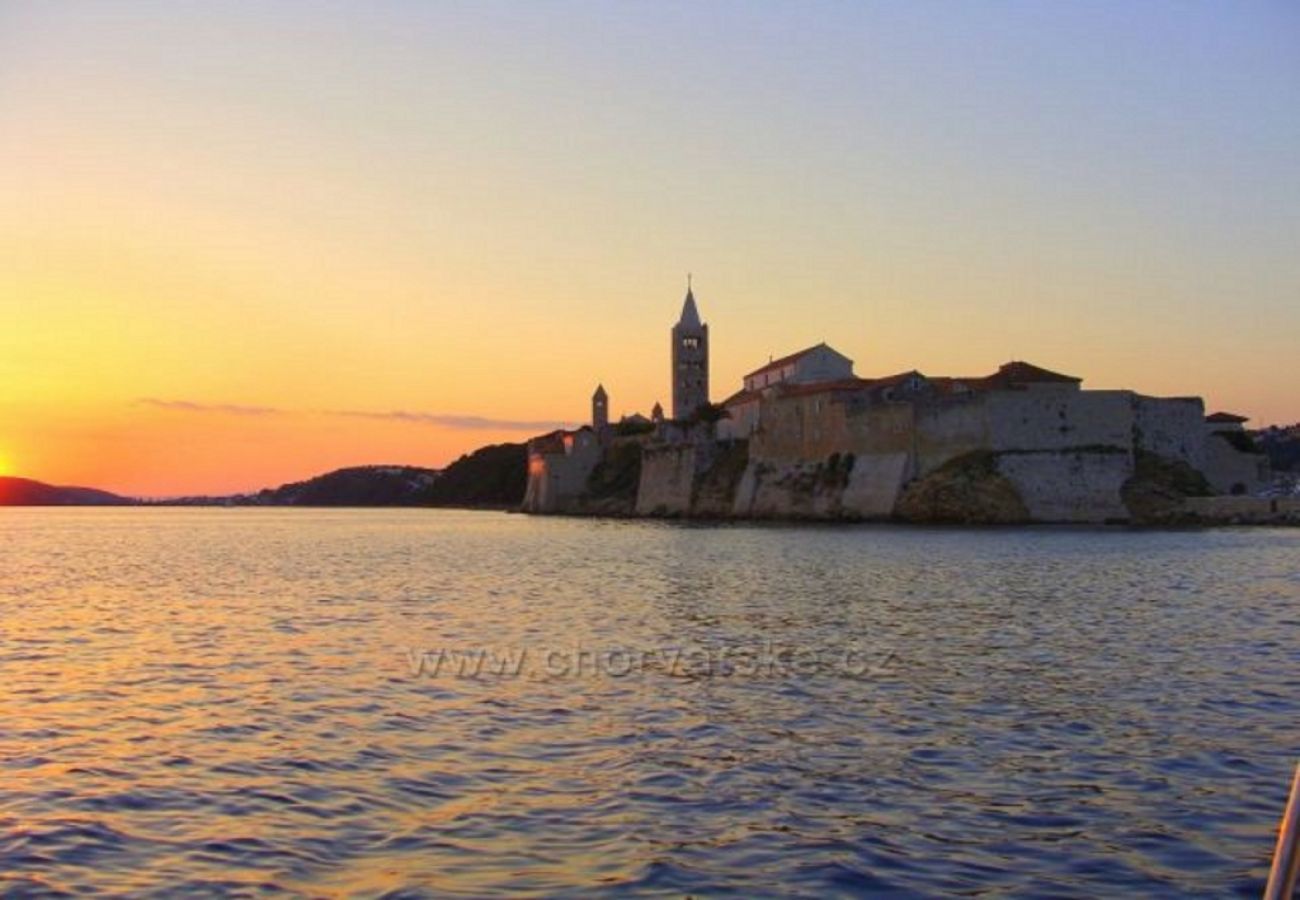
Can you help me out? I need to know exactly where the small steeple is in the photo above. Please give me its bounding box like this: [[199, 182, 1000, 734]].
[[592, 383, 608, 431]]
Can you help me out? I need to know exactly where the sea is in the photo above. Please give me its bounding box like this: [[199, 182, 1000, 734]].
[[2, 508, 1298, 897]]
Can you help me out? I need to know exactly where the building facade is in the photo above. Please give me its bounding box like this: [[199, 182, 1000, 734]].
[[520, 426, 602, 513]]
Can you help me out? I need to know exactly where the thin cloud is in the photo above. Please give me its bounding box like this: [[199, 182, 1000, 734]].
[[137, 398, 284, 416], [135, 398, 568, 431], [328, 409, 571, 431]]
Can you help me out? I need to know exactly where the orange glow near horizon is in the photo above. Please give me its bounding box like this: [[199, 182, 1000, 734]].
[[3, 4, 1298, 496]]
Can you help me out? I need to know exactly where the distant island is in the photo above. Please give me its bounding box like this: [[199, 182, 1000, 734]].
[[0, 477, 132, 506], [0, 443, 527, 509], [157, 442, 526, 508]]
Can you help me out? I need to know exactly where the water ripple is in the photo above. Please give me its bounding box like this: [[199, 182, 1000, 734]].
[[0, 509, 1297, 896]]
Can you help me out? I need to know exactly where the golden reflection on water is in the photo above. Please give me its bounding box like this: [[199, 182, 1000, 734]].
[[1, 508, 1298, 895]]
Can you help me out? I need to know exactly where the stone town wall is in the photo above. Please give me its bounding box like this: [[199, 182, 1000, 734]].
[[912, 399, 990, 477], [984, 389, 1132, 453], [1133, 395, 1206, 471], [733, 460, 838, 518], [750, 394, 914, 464], [521, 440, 602, 513], [536, 380, 1230, 523], [730, 452, 900, 519], [735, 389, 1149, 522], [995, 450, 1132, 523], [1180, 496, 1300, 524], [838, 453, 911, 518], [635, 444, 698, 516], [1203, 434, 1271, 496]]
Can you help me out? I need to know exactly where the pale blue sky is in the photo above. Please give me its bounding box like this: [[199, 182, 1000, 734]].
[[2, 1, 1297, 490]]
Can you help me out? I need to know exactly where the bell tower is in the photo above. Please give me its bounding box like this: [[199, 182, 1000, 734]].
[[592, 384, 608, 431], [671, 277, 709, 420]]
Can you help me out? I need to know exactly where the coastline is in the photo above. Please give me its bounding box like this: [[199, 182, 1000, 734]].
[[519, 497, 1300, 528]]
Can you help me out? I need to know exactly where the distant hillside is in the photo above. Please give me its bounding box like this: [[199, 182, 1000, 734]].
[[0, 476, 132, 506], [225, 443, 525, 508], [1, 442, 529, 509], [426, 442, 526, 508], [254, 465, 438, 506]]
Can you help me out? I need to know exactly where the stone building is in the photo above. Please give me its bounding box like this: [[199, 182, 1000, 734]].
[[1202, 412, 1270, 495], [744, 343, 855, 392], [703, 351, 1270, 520], [524, 284, 1271, 520], [521, 426, 602, 513], [720, 343, 858, 440]]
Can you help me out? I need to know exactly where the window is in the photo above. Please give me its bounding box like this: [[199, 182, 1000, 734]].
[[682, 337, 699, 349]]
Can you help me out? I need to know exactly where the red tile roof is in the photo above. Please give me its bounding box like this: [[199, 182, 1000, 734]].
[[926, 377, 984, 395], [776, 377, 873, 398], [861, 370, 925, 391], [743, 343, 828, 380], [720, 359, 1087, 410], [724, 376, 873, 406], [980, 361, 1081, 388]]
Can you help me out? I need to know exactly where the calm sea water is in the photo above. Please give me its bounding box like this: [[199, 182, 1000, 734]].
[[1, 509, 1298, 897]]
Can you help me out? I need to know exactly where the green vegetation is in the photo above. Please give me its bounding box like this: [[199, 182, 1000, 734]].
[[614, 419, 654, 437], [1257, 428, 1300, 472], [689, 402, 727, 425], [1213, 430, 1260, 455], [821, 451, 856, 487], [997, 444, 1128, 456], [694, 440, 750, 512], [894, 451, 1030, 524], [585, 441, 643, 505], [1131, 449, 1212, 497], [253, 465, 438, 506], [425, 442, 527, 508], [1121, 449, 1213, 523]]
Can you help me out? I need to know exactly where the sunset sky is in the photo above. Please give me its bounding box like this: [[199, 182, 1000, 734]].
[[2, 2, 1297, 497]]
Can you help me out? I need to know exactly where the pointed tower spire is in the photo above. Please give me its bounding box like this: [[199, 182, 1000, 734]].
[[671, 279, 708, 420], [678, 275, 701, 329]]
